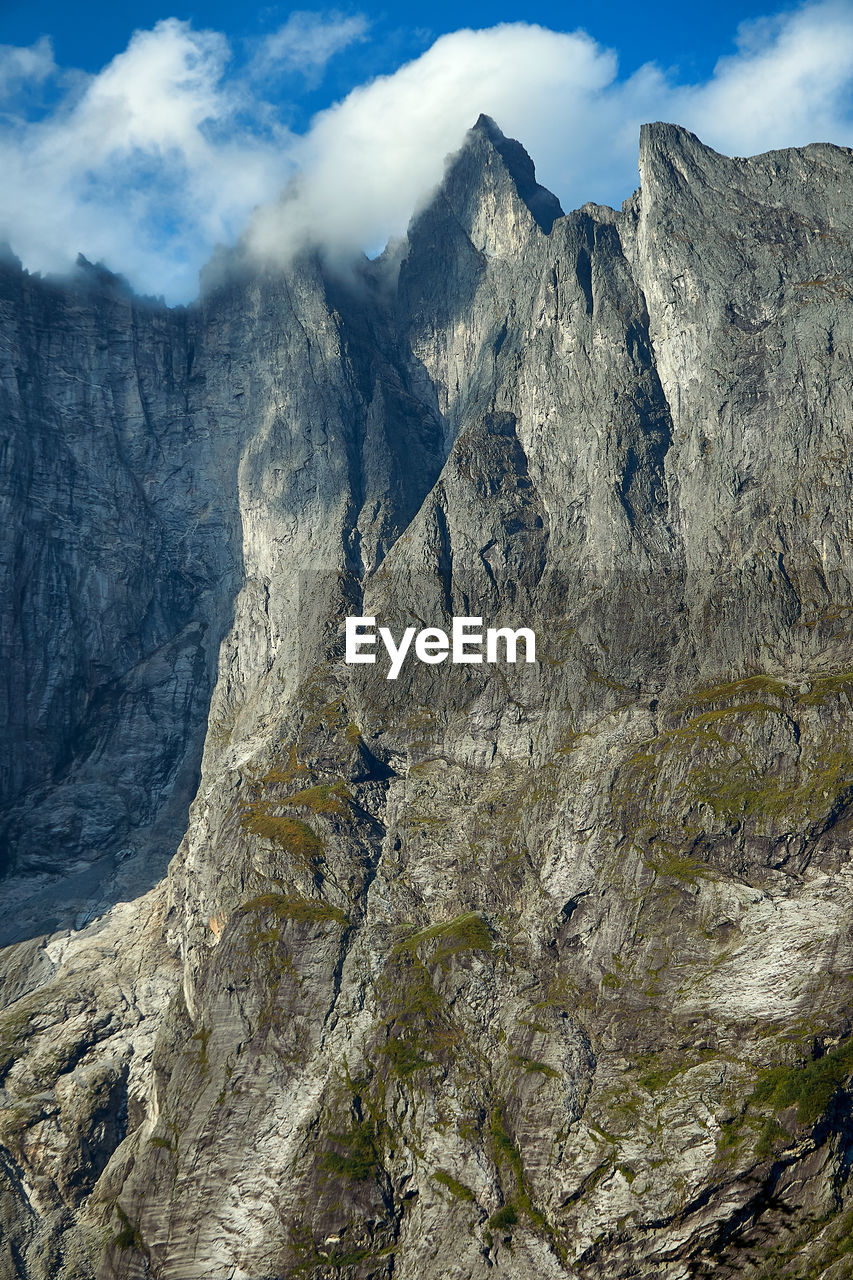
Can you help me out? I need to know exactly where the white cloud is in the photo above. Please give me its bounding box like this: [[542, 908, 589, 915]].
[[0, 36, 55, 102], [253, 11, 369, 83], [0, 19, 295, 300], [676, 1, 853, 152], [3, 4, 853, 301], [248, 23, 616, 265]]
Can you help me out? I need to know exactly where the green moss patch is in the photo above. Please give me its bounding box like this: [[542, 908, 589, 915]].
[[148, 1135, 174, 1151], [488, 1202, 519, 1231], [616, 668, 853, 841], [718, 1037, 853, 1163], [285, 1221, 396, 1277], [191, 1025, 211, 1070], [642, 842, 713, 884], [750, 1039, 853, 1126], [489, 1106, 546, 1232], [632, 1048, 714, 1093], [378, 957, 461, 1067], [393, 912, 493, 968], [262, 746, 310, 786], [112, 1204, 144, 1253], [678, 675, 788, 709], [379, 1036, 434, 1078], [433, 1170, 476, 1202], [240, 806, 323, 864], [322, 1116, 384, 1182], [277, 782, 353, 819], [0, 1005, 37, 1079], [688, 746, 853, 828], [797, 669, 853, 706], [510, 1054, 561, 1080], [241, 893, 348, 927]]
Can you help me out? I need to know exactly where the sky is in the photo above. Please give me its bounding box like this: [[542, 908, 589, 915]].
[[3, 1, 853, 301]]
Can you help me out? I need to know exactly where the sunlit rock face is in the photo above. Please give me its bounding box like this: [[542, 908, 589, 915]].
[[3, 116, 853, 1280]]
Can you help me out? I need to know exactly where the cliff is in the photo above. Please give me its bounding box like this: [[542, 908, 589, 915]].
[[1, 116, 853, 1279]]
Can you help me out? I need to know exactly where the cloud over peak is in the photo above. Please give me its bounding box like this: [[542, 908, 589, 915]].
[[248, 22, 615, 268], [3, 4, 853, 302]]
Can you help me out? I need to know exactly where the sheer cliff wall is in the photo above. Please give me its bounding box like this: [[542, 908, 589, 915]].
[[2, 119, 853, 1280]]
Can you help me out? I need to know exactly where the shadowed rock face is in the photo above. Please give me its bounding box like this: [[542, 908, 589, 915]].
[[2, 115, 853, 1279]]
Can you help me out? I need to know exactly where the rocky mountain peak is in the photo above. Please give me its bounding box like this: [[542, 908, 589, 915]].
[[470, 111, 565, 232], [412, 113, 564, 258], [3, 118, 853, 1280]]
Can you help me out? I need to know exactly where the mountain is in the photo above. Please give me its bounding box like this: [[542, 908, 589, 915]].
[[2, 115, 853, 1279]]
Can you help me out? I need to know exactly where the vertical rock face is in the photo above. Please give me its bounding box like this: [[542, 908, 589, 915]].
[[0, 263, 240, 938], [2, 116, 853, 1279]]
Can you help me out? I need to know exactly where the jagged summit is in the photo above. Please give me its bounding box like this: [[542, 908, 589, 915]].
[[637, 120, 853, 236], [72, 253, 135, 297], [639, 117, 853, 162], [460, 112, 565, 232], [399, 112, 565, 281], [471, 110, 504, 136]]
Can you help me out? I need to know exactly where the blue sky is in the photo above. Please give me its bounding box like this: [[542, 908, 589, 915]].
[[5, 2, 781, 100], [3, 2, 853, 299]]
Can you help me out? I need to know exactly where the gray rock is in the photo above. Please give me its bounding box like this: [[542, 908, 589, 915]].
[[3, 117, 853, 1278]]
